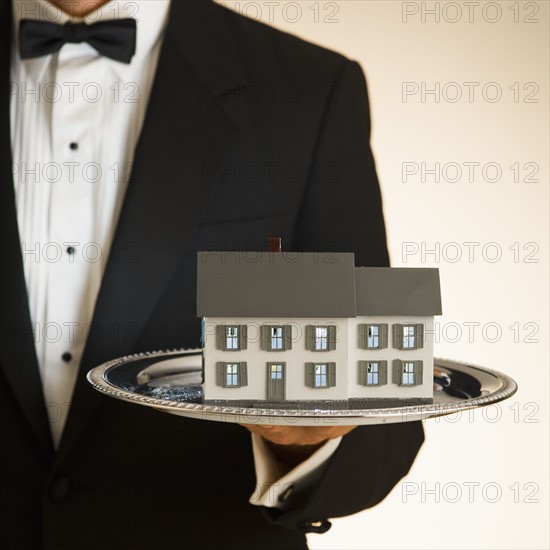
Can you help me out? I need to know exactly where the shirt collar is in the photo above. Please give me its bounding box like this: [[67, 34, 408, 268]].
[[12, 0, 171, 67]]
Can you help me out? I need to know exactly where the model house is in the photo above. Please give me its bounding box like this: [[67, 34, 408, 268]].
[[196, 247, 442, 408]]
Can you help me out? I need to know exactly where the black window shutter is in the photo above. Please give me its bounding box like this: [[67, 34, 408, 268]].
[[358, 361, 367, 385], [216, 362, 226, 386], [358, 325, 367, 349], [328, 362, 336, 387], [393, 324, 403, 350], [305, 363, 314, 387], [239, 362, 248, 387], [327, 325, 337, 350], [380, 324, 389, 349], [415, 361, 423, 385], [216, 325, 225, 350], [261, 325, 271, 351], [392, 359, 402, 385], [283, 325, 292, 351], [305, 326, 315, 351], [415, 324, 424, 350], [379, 360, 388, 385], [238, 324, 248, 350]]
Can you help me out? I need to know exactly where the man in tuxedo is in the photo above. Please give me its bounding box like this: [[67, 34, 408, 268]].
[[1, 1, 425, 548]]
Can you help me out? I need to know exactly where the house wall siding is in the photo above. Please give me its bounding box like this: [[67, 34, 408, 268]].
[[203, 316, 435, 402], [347, 316, 434, 399], [203, 317, 349, 400]]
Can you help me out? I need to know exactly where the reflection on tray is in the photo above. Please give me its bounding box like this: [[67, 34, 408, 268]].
[[434, 368, 482, 399]]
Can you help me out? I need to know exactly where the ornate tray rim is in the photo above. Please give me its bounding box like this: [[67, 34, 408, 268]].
[[86, 349, 518, 424]]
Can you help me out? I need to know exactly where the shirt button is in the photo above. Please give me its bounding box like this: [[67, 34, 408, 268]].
[[66, 246, 75, 255], [69, 142, 78, 151], [49, 476, 71, 502], [61, 352, 73, 363]]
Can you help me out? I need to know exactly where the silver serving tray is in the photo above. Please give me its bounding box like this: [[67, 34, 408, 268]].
[[87, 349, 518, 426]]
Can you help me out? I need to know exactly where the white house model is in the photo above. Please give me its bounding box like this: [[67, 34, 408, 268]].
[[197, 249, 442, 408]]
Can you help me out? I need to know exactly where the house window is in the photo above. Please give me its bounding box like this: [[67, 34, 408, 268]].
[[367, 362, 379, 385], [402, 362, 415, 385], [225, 363, 239, 386], [216, 324, 247, 351], [358, 360, 387, 386], [306, 325, 337, 351], [315, 327, 328, 350], [403, 325, 416, 349], [216, 362, 248, 387], [260, 325, 292, 351], [392, 360, 423, 386], [368, 326, 379, 348], [315, 363, 328, 387], [392, 324, 424, 350], [271, 327, 283, 350], [270, 363, 284, 380], [305, 362, 336, 388], [226, 326, 239, 349], [358, 324, 388, 349]]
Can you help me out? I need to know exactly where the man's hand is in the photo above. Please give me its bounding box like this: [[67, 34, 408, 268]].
[[241, 424, 356, 467], [242, 424, 356, 446]]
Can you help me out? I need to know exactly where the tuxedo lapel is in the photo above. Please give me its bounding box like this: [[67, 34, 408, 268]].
[[0, 2, 54, 458], [55, 1, 248, 461]]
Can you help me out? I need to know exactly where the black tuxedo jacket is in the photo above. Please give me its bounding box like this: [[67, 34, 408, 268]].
[[0, 2, 424, 549]]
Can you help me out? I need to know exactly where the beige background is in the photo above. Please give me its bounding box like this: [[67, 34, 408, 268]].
[[217, 1, 549, 548]]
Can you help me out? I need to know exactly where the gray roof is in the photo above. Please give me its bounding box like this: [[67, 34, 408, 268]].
[[197, 253, 442, 318], [355, 267, 442, 316], [197, 252, 357, 318]]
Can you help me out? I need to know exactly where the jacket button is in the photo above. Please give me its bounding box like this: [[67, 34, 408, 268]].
[[278, 484, 295, 503], [49, 476, 71, 502]]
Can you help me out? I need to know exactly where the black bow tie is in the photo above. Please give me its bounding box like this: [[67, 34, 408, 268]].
[[19, 18, 137, 64]]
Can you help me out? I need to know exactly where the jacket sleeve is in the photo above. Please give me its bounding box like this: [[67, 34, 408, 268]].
[[261, 60, 425, 532], [259, 422, 425, 532]]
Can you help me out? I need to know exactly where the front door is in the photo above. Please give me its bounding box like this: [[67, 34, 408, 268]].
[[267, 363, 285, 401]]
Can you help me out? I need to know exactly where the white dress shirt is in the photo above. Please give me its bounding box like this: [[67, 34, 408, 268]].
[[10, 0, 341, 507]]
